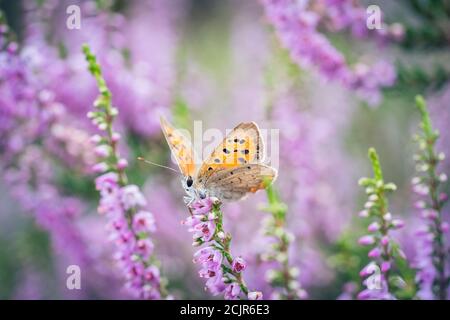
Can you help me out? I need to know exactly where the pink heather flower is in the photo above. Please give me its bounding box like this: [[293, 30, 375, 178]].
[[92, 162, 108, 173], [441, 222, 449, 233], [94, 144, 110, 157], [380, 236, 390, 246], [125, 261, 145, 280], [182, 215, 203, 228], [116, 230, 135, 248], [224, 282, 241, 300], [205, 270, 226, 295], [367, 222, 380, 232], [143, 266, 160, 284], [132, 211, 156, 233], [98, 192, 122, 216], [193, 247, 223, 271], [358, 235, 375, 246], [368, 247, 381, 258], [192, 198, 214, 215], [359, 262, 377, 277], [111, 132, 121, 142], [359, 210, 369, 217], [90, 134, 102, 144], [95, 172, 119, 192], [421, 209, 438, 220], [199, 267, 220, 279], [381, 261, 391, 273], [120, 185, 147, 210], [141, 286, 161, 300], [414, 200, 426, 209], [135, 239, 154, 260], [357, 286, 395, 300], [261, 0, 395, 105], [232, 256, 247, 273], [391, 219, 405, 229], [193, 220, 216, 242], [117, 158, 128, 169], [297, 289, 309, 299], [248, 291, 263, 300], [111, 218, 127, 231]]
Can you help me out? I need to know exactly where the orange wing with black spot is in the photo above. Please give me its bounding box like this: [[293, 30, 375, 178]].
[[160, 116, 196, 177], [195, 122, 276, 201], [195, 122, 263, 184]]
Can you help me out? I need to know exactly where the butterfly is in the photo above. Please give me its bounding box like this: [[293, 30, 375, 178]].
[[160, 117, 277, 205]]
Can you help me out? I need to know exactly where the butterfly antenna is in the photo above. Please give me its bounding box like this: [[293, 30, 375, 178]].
[[137, 157, 182, 175]]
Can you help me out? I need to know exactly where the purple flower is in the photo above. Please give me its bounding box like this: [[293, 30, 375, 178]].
[[192, 197, 214, 215], [185, 198, 256, 299], [92, 162, 109, 173], [193, 247, 223, 271], [120, 185, 147, 210], [381, 261, 391, 273], [357, 148, 407, 300], [368, 248, 381, 258], [205, 270, 226, 295], [193, 220, 216, 242], [260, 0, 396, 105], [358, 235, 375, 246], [143, 266, 161, 284], [391, 219, 405, 229], [232, 256, 247, 273], [248, 291, 263, 300], [367, 222, 380, 232], [135, 238, 155, 260], [224, 283, 241, 300], [133, 211, 156, 233], [95, 172, 119, 192], [84, 45, 164, 299], [94, 144, 110, 157]]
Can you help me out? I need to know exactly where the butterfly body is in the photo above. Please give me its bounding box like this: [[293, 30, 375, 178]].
[[160, 117, 277, 205]]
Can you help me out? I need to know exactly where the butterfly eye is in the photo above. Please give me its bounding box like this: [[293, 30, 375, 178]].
[[186, 176, 193, 187]]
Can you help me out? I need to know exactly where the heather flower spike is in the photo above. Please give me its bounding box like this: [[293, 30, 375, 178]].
[[83, 45, 167, 299], [357, 148, 408, 299], [260, 182, 307, 299], [413, 95, 449, 300], [261, 0, 398, 105], [183, 197, 260, 300]]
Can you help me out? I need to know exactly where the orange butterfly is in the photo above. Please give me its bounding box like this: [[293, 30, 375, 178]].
[[160, 117, 277, 205]]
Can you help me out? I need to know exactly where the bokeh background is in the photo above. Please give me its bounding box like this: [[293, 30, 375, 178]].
[[0, 0, 449, 299]]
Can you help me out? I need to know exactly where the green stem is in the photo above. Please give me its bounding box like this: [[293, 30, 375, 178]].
[[211, 203, 249, 296]]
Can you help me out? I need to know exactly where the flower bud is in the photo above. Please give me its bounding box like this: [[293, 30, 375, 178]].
[[391, 219, 405, 229], [368, 247, 381, 258], [381, 261, 391, 273], [90, 134, 102, 144], [358, 235, 375, 246], [92, 162, 108, 173], [359, 210, 369, 218], [112, 132, 121, 142], [368, 222, 380, 232], [232, 256, 247, 273], [117, 158, 128, 169]]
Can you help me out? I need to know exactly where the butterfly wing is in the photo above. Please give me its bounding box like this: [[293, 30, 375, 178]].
[[203, 164, 277, 201], [196, 122, 275, 201], [160, 116, 196, 177], [195, 122, 264, 184]]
